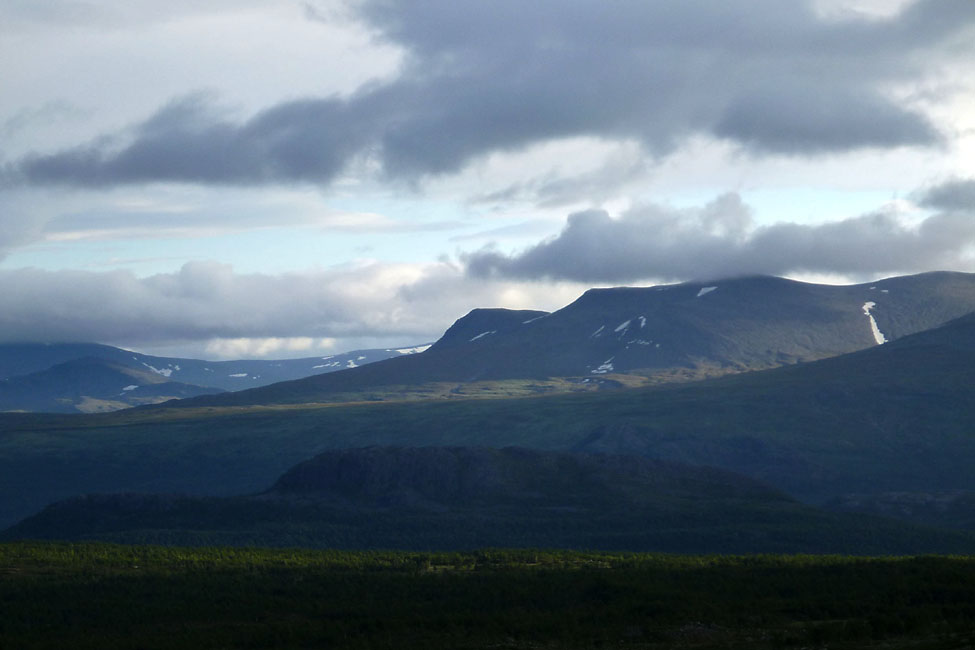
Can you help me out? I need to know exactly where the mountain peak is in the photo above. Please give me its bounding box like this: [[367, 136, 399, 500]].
[[432, 307, 549, 349]]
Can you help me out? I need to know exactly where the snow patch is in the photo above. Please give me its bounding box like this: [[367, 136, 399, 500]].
[[356, 356, 366, 361], [591, 357, 615, 375], [469, 330, 496, 342], [122, 385, 138, 392], [614, 319, 631, 333], [638, 316, 646, 328], [346, 360, 358, 369], [590, 325, 605, 338], [229, 373, 248, 378], [142, 363, 172, 378], [395, 345, 431, 354], [861, 302, 887, 345], [881, 289, 889, 293], [522, 315, 547, 324], [629, 339, 652, 346], [313, 361, 341, 369], [697, 286, 717, 297]]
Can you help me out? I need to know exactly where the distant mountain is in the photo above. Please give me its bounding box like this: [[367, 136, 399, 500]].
[[0, 341, 431, 412], [179, 271, 975, 407], [7, 447, 973, 554], [0, 358, 225, 413]]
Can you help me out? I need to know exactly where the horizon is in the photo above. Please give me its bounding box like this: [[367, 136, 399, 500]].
[[2, 1, 973, 359]]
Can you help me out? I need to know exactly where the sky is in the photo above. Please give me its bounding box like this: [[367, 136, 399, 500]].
[[1, 0, 974, 359]]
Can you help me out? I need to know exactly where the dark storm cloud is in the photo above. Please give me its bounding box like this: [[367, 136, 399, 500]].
[[463, 192, 975, 282], [10, 0, 973, 188], [16, 94, 368, 186], [916, 178, 975, 211]]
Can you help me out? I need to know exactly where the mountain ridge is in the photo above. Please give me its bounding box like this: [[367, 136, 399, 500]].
[[176, 271, 975, 407], [0, 341, 432, 412]]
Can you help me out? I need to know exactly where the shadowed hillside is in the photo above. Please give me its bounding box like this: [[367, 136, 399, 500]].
[[7, 447, 975, 554]]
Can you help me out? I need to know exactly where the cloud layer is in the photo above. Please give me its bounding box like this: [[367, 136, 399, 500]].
[[465, 183, 975, 282], [9, 0, 973, 188], [2, 180, 971, 357], [0, 260, 583, 356]]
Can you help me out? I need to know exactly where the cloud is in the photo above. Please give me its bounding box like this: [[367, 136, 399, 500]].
[[916, 177, 975, 211], [14, 93, 368, 187], [9, 0, 973, 188], [0, 260, 584, 356], [463, 191, 975, 282]]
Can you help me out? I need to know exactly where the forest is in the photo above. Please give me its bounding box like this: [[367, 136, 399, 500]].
[[2, 542, 974, 649]]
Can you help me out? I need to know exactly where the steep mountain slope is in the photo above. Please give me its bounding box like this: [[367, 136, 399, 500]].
[[7, 447, 973, 554], [0, 341, 432, 392], [180, 271, 975, 407], [0, 358, 224, 413]]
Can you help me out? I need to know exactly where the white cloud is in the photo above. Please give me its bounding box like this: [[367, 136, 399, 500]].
[[203, 336, 337, 360], [465, 184, 975, 283]]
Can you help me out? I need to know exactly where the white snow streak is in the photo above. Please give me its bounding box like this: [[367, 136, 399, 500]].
[[229, 373, 248, 378], [469, 330, 496, 342], [142, 363, 172, 377], [861, 302, 887, 345], [615, 319, 631, 332], [522, 315, 547, 324], [122, 385, 138, 391], [697, 286, 717, 297], [591, 357, 615, 375], [590, 325, 605, 338]]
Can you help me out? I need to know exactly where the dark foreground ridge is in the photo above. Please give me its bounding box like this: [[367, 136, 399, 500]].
[[6, 447, 975, 555]]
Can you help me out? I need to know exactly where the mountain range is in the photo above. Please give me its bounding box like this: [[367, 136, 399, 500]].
[[176, 271, 975, 406], [2, 270, 975, 551], [0, 341, 431, 413]]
